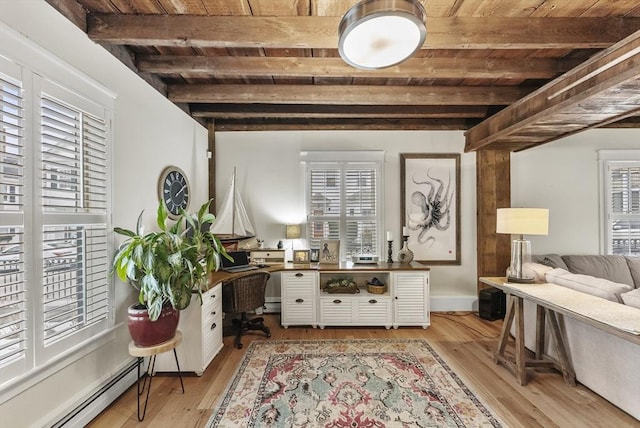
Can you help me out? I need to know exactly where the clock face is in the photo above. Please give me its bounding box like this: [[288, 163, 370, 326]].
[[159, 167, 190, 218]]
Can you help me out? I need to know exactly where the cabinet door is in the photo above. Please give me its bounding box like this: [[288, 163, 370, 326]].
[[201, 284, 223, 371], [319, 297, 353, 326], [393, 272, 430, 328], [281, 271, 317, 327], [356, 297, 392, 327]]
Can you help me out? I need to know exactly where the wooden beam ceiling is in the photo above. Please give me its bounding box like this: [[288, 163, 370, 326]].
[[169, 84, 533, 105], [87, 15, 640, 49], [137, 56, 580, 80], [465, 29, 640, 152]]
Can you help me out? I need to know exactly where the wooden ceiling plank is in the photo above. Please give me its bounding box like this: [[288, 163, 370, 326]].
[[212, 118, 471, 131], [464, 29, 640, 152], [136, 55, 580, 79], [87, 15, 640, 49], [189, 103, 489, 119], [167, 84, 532, 105]]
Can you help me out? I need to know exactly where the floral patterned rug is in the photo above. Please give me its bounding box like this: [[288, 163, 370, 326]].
[[207, 339, 502, 427]]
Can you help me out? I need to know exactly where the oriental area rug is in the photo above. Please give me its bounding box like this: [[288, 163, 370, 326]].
[[207, 339, 503, 427]]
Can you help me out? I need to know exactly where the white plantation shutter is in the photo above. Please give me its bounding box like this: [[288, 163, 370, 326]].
[[303, 152, 383, 260], [40, 94, 110, 352], [0, 68, 27, 372], [605, 160, 640, 256]]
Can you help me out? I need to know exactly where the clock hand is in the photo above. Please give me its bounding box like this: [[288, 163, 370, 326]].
[[175, 185, 186, 197]]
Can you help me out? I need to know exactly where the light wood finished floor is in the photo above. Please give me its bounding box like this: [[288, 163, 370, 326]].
[[87, 313, 639, 427]]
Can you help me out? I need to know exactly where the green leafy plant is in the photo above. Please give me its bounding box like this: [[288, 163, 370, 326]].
[[113, 199, 229, 321]]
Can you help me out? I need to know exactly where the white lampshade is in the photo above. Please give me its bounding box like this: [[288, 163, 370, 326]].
[[285, 224, 302, 239], [496, 208, 549, 236], [338, 0, 427, 70]]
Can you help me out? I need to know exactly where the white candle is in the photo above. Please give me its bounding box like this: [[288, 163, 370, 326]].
[[402, 226, 409, 236], [386, 231, 392, 241]]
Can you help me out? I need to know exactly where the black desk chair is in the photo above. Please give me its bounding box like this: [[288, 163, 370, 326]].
[[222, 271, 271, 349]]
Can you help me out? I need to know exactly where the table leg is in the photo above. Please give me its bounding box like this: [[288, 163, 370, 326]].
[[514, 296, 527, 385], [173, 348, 185, 393], [494, 294, 516, 363], [546, 309, 576, 386], [535, 305, 545, 360], [136, 355, 156, 422]]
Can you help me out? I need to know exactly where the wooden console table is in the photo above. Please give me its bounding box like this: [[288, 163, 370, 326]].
[[480, 277, 640, 387]]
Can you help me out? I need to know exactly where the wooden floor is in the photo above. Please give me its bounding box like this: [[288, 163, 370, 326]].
[[87, 313, 639, 427]]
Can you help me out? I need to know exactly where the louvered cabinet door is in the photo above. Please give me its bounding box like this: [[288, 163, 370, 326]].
[[281, 271, 317, 328], [392, 272, 430, 329]]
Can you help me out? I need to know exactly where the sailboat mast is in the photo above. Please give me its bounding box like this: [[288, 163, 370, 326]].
[[231, 166, 236, 237]]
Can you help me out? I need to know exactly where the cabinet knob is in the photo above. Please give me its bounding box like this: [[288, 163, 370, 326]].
[[211, 322, 217, 330], [295, 273, 303, 277], [333, 299, 342, 304], [395, 296, 398, 300], [295, 298, 304, 303], [368, 299, 377, 304], [211, 294, 216, 299], [211, 311, 216, 315]]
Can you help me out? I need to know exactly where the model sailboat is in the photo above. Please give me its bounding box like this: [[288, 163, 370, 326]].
[[210, 168, 256, 242]]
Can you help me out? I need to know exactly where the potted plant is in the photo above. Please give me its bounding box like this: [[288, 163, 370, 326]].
[[113, 199, 228, 346]]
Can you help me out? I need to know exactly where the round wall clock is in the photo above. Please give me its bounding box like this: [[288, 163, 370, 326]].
[[158, 166, 190, 218]]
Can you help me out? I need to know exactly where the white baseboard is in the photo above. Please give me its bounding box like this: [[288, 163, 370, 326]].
[[430, 295, 478, 312], [51, 360, 137, 428]]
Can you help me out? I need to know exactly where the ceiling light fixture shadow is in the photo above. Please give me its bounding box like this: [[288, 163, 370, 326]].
[[338, 0, 427, 70]]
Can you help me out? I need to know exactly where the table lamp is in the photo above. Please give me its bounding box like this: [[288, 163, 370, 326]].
[[285, 224, 302, 259], [496, 208, 549, 283]]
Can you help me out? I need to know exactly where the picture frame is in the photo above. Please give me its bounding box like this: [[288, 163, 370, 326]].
[[293, 250, 310, 263], [319, 239, 340, 264], [309, 249, 320, 263], [400, 153, 461, 265]]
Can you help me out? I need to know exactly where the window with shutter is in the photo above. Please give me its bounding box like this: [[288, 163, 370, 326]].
[[0, 67, 27, 373], [303, 152, 383, 260], [600, 151, 640, 256], [0, 46, 113, 385]]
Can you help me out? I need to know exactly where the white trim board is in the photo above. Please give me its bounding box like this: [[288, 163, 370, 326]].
[[430, 295, 478, 312]]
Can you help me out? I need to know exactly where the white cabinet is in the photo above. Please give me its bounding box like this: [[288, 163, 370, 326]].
[[319, 295, 392, 328], [155, 282, 223, 375], [393, 271, 430, 328], [281, 271, 317, 328], [280, 267, 429, 329]]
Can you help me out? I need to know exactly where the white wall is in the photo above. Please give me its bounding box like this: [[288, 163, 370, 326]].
[[0, 1, 208, 426], [512, 128, 640, 255], [215, 130, 478, 302]]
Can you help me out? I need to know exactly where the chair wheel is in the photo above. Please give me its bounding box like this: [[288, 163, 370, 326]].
[[266, 333, 271, 338], [236, 343, 243, 349]]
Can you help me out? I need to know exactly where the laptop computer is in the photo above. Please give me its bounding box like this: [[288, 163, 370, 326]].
[[221, 250, 260, 273]]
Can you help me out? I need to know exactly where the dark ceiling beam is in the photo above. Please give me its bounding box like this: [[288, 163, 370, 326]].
[[464, 29, 640, 152], [137, 55, 580, 80], [212, 118, 473, 131], [189, 104, 489, 119], [87, 15, 640, 49], [169, 84, 532, 105]]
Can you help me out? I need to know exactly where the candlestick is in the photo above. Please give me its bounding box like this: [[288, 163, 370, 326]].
[[387, 240, 393, 263]]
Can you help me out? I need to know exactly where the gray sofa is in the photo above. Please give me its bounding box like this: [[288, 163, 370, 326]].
[[524, 254, 640, 420]]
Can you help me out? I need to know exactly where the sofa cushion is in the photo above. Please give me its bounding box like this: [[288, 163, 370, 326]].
[[561, 255, 634, 287], [533, 254, 569, 270], [620, 288, 640, 309], [624, 256, 640, 289], [545, 268, 633, 303]]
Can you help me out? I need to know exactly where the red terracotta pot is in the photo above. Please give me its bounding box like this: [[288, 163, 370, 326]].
[[128, 303, 179, 347]]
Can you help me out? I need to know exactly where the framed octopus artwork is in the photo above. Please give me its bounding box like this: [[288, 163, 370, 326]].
[[400, 153, 461, 265]]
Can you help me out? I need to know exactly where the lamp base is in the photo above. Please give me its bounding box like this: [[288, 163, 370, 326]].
[[507, 275, 534, 284]]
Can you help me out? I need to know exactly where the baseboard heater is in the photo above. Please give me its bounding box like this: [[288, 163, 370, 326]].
[[51, 359, 138, 427]]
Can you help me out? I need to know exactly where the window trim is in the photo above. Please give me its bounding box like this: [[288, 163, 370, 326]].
[[301, 151, 385, 260], [598, 150, 640, 256], [0, 22, 115, 401]]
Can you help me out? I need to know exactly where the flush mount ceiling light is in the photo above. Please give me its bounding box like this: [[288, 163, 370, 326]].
[[338, 0, 427, 70]]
